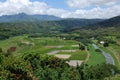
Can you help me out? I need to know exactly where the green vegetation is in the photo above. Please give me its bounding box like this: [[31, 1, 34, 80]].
[[0, 52, 119, 80], [57, 50, 87, 60], [87, 44, 106, 66], [70, 51, 87, 60], [109, 44, 120, 64], [98, 44, 119, 67], [0, 35, 119, 79], [0, 15, 120, 79]]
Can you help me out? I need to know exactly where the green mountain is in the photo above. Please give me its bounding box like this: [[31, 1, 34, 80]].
[[0, 13, 61, 23], [2, 14, 120, 40], [70, 16, 120, 40], [55, 19, 104, 32], [0, 17, 104, 39], [84, 16, 120, 29]]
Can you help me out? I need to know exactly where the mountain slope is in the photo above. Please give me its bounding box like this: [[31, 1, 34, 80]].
[[70, 16, 120, 39], [84, 16, 120, 29], [96, 16, 120, 27], [55, 19, 104, 32]]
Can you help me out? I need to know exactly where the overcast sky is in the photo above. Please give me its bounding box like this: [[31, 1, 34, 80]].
[[0, 0, 120, 18]]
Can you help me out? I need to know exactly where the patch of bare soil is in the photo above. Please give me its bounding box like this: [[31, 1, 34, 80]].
[[54, 54, 71, 59], [66, 60, 83, 66]]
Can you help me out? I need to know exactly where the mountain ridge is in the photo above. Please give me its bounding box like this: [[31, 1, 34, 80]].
[[0, 13, 61, 22]]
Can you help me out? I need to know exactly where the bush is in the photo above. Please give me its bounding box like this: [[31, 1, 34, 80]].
[[79, 44, 85, 50], [0, 48, 2, 53], [95, 49, 101, 53], [2, 57, 33, 80], [103, 42, 109, 47], [0, 68, 13, 80], [0, 54, 4, 64], [23, 53, 68, 69], [76, 63, 120, 80], [107, 39, 116, 44], [5, 47, 17, 56]]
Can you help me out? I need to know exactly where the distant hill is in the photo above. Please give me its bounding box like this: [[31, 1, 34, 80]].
[[84, 16, 120, 29], [95, 16, 120, 27], [0, 14, 106, 39], [0, 19, 104, 39], [55, 19, 104, 32], [70, 16, 120, 39], [0, 13, 61, 23]]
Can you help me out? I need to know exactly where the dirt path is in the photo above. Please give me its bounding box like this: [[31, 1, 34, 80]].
[[54, 54, 71, 59], [56, 45, 64, 48], [47, 50, 77, 55], [66, 60, 83, 66], [84, 48, 90, 63], [71, 45, 79, 47], [45, 45, 64, 48], [60, 50, 76, 52], [47, 50, 59, 55], [45, 46, 56, 48]]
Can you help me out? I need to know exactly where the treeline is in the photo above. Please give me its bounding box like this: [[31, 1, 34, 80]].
[[0, 51, 119, 80]]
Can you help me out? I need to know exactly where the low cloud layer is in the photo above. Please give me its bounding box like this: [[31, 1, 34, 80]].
[[0, 0, 120, 18]]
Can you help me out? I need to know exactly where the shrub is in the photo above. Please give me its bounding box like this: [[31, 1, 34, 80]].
[[23, 53, 68, 69], [2, 57, 33, 80], [107, 39, 116, 44], [76, 63, 120, 80], [79, 44, 85, 50], [0, 54, 4, 64], [0, 47, 2, 53], [6, 47, 17, 56], [103, 42, 109, 47], [95, 49, 101, 53]]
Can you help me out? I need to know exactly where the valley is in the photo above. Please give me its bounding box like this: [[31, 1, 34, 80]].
[[0, 14, 120, 80]]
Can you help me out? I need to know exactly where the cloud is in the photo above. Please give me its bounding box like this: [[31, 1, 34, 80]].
[[67, 0, 90, 8], [0, 0, 69, 18], [46, 8, 69, 18], [67, 0, 119, 8], [62, 5, 120, 18], [0, 0, 48, 15], [0, 0, 120, 19]]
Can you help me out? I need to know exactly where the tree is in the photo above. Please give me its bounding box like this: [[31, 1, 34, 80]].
[[0, 47, 2, 53], [79, 44, 85, 50], [95, 49, 101, 53], [2, 57, 33, 80], [103, 42, 109, 47]]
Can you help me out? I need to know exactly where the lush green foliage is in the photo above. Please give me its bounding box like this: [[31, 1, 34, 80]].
[[0, 15, 120, 79], [87, 44, 106, 66], [0, 52, 119, 80]]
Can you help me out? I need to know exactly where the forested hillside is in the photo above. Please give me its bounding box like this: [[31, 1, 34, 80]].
[[71, 15, 120, 39], [0, 16, 104, 40], [84, 16, 120, 29]]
